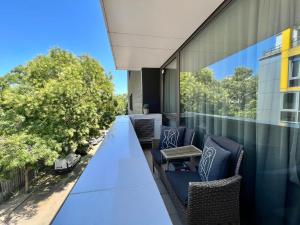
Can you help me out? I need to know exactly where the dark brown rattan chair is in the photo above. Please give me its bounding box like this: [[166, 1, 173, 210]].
[[154, 135, 244, 225]]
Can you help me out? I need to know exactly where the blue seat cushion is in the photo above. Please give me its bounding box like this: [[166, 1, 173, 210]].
[[166, 171, 201, 205], [159, 126, 185, 150], [198, 137, 231, 181], [151, 149, 166, 164]]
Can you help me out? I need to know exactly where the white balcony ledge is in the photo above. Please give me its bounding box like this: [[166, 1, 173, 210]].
[[51, 116, 172, 225]]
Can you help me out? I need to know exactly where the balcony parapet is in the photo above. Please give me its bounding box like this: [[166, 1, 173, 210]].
[[51, 116, 172, 225]]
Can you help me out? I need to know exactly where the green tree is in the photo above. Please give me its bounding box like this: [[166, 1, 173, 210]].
[[115, 94, 128, 115], [0, 48, 116, 190], [0, 48, 115, 152], [180, 67, 257, 119], [180, 68, 229, 115], [0, 133, 60, 192], [221, 67, 257, 118]]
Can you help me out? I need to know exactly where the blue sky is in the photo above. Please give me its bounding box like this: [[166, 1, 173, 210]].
[[209, 35, 276, 79], [0, 0, 127, 94]]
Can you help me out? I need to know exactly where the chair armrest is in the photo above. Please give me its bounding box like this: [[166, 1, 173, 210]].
[[152, 138, 160, 149], [187, 175, 242, 225]]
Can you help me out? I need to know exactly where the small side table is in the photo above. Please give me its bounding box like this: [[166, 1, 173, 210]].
[[160, 145, 202, 170]]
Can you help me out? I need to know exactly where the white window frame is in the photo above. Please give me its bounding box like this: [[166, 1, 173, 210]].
[[280, 92, 299, 123], [289, 57, 300, 81]]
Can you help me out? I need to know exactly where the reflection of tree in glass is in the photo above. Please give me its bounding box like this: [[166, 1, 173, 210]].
[[221, 67, 257, 119], [180, 67, 257, 119]]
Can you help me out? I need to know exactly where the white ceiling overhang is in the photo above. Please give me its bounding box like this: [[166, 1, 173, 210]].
[[100, 0, 225, 71]]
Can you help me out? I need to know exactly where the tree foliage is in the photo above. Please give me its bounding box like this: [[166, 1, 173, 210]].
[[180, 68, 229, 115], [0, 48, 116, 184], [0, 133, 60, 174], [180, 67, 257, 119], [114, 94, 128, 115]]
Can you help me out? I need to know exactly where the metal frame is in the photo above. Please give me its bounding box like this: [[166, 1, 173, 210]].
[[160, 0, 233, 126]]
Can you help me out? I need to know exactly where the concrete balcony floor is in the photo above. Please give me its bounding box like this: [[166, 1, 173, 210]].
[[143, 148, 183, 225]]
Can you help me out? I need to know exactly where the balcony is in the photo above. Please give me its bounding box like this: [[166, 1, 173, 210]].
[[51, 116, 179, 225]]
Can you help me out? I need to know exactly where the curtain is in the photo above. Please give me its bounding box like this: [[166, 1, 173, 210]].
[[163, 68, 177, 113], [179, 0, 300, 224]]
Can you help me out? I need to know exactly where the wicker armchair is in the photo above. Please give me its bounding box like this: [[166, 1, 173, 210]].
[[157, 135, 244, 225], [188, 175, 242, 225]]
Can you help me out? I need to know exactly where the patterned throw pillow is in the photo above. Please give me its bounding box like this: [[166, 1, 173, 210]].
[[198, 137, 231, 181], [159, 126, 185, 150]]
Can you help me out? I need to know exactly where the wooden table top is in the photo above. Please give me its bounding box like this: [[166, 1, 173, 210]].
[[160, 145, 202, 160]]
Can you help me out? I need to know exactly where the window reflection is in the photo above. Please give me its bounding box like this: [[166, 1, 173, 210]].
[[180, 27, 300, 125], [180, 35, 276, 121], [176, 1, 300, 224], [180, 67, 257, 119]]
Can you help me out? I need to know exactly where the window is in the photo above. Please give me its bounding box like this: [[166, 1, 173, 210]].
[[280, 111, 297, 122], [289, 57, 300, 87], [275, 34, 282, 48], [291, 58, 300, 78], [282, 93, 297, 109], [292, 26, 300, 47], [280, 92, 299, 122]]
